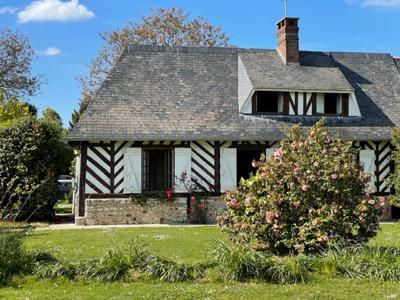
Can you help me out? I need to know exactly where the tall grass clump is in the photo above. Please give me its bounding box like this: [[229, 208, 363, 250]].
[[34, 238, 203, 282], [318, 244, 400, 281], [210, 240, 311, 283], [0, 230, 32, 284], [130, 239, 205, 282]]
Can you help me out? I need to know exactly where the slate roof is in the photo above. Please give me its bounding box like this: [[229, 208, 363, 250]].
[[395, 58, 400, 72], [239, 50, 354, 92], [68, 45, 400, 142]]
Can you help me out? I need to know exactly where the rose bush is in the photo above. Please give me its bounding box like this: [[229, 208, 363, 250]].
[[218, 120, 384, 255]]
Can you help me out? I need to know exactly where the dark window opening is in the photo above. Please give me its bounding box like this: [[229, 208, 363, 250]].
[[324, 93, 338, 114], [143, 149, 173, 191], [392, 206, 400, 220], [237, 149, 264, 184], [253, 91, 280, 114]]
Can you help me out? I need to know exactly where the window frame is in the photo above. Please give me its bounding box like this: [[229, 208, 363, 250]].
[[252, 91, 287, 115], [142, 147, 174, 192]]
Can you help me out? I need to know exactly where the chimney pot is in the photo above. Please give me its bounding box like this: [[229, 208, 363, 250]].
[[276, 17, 300, 64]]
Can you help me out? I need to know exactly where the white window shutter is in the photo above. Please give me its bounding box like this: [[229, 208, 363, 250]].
[[316, 94, 324, 114], [220, 148, 237, 192], [174, 148, 191, 192], [124, 148, 142, 193], [359, 149, 376, 193], [337, 94, 343, 114]]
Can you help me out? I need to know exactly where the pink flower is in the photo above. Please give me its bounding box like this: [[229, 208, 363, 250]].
[[293, 200, 301, 208], [378, 196, 385, 207], [368, 199, 375, 205], [274, 148, 283, 160], [331, 174, 337, 180], [293, 163, 300, 172], [191, 195, 196, 202], [229, 199, 238, 209], [273, 223, 279, 229], [298, 142, 304, 147], [302, 184, 310, 192], [251, 159, 257, 167], [312, 219, 318, 226], [166, 190, 173, 200], [199, 203, 206, 209], [265, 211, 275, 224]]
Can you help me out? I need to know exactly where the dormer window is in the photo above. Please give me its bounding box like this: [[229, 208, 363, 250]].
[[252, 91, 284, 114], [316, 93, 349, 116]]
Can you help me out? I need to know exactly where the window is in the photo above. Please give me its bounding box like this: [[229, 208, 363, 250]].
[[142, 149, 173, 191], [253, 91, 283, 114], [324, 93, 338, 114]]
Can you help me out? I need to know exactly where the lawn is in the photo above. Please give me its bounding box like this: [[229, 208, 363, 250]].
[[1, 224, 400, 300]]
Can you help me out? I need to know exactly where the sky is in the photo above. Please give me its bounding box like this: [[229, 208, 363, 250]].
[[0, 0, 399, 127]]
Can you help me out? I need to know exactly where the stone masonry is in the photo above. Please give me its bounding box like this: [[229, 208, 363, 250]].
[[81, 196, 227, 225]]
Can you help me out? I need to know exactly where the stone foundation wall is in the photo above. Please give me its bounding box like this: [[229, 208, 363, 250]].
[[205, 196, 226, 223], [81, 196, 227, 225], [84, 198, 188, 225]]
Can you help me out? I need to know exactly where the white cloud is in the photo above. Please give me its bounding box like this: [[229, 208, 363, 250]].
[[0, 6, 18, 14], [37, 47, 62, 56], [362, 0, 400, 6], [17, 0, 94, 23]]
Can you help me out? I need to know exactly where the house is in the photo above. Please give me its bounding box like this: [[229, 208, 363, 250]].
[[68, 17, 400, 225]]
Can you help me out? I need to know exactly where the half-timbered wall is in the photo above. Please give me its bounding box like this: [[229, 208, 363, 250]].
[[80, 140, 394, 196]]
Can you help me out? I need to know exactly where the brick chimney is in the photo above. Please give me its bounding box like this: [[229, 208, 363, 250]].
[[276, 17, 300, 64]]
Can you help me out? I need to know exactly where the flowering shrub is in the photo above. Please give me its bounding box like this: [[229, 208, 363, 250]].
[[218, 120, 384, 255]]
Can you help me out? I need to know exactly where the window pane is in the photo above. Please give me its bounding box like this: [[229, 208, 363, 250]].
[[255, 91, 279, 113], [142, 149, 173, 191], [324, 93, 338, 114]]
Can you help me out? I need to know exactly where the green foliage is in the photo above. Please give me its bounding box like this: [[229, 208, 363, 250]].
[[41, 108, 62, 126], [0, 97, 33, 127], [0, 230, 44, 284], [0, 118, 71, 220], [218, 120, 384, 255], [316, 244, 400, 281], [390, 128, 400, 207], [78, 248, 130, 281], [129, 239, 204, 282], [33, 239, 203, 283], [210, 240, 311, 283]]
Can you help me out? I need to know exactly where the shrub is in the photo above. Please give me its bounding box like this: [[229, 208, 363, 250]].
[[0, 118, 72, 220], [218, 120, 384, 255]]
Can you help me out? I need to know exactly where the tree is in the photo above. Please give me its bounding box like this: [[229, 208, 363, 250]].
[[70, 7, 230, 128], [0, 28, 41, 101], [0, 91, 36, 127], [218, 120, 384, 255], [42, 108, 63, 126]]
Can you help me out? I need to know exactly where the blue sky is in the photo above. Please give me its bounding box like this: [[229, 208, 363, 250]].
[[0, 0, 399, 127]]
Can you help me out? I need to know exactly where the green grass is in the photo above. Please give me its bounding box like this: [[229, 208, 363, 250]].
[[1, 224, 400, 299], [54, 202, 72, 214]]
